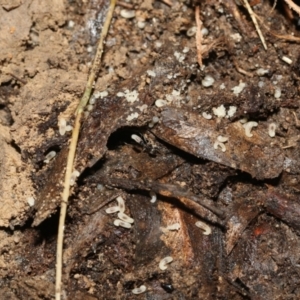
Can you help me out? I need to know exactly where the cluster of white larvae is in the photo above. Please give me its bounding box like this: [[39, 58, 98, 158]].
[[104, 193, 212, 295], [105, 196, 134, 229], [211, 119, 277, 153], [130, 218, 211, 294]]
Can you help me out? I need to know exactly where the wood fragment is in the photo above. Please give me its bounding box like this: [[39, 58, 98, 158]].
[[96, 176, 226, 223], [117, 1, 134, 9], [284, 0, 300, 15]]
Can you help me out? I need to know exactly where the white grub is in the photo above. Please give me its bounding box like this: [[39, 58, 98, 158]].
[[226, 106, 237, 118], [201, 27, 209, 36], [105, 206, 120, 214], [137, 21, 146, 29], [202, 112, 212, 119], [120, 9, 136, 19], [131, 134, 143, 145], [213, 141, 226, 152], [151, 117, 160, 126], [117, 212, 134, 224], [152, 116, 159, 124], [89, 96, 96, 105], [217, 135, 228, 143], [281, 56, 292, 65], [58, 118, 67, 136], [186, 26, 197, 37], [68, 20, 75, 28], [202, 75, 215, 87], [239, 117, 248, 124], [126, 112, 139, 121], [166, 223, 181, 231], [274, 87, 281, 99], [183, 47, 190, 53], [155, 41, 162, 48], [256, 68, 269, 76], [116, 196, 125, 213], [268, 123, 276, 137], [212, 105, 226, 118], [195, 220, 212, 235], [70, 170, 80, 186], [150, 191, 157, 203], [132, 285, 147, 295], [159, 256, 173, 270], [117, 92, 124, 97], [137, 104, 148, 112], [155, 99, 167, 107], [87, 104, 94, 111], [87, 45, 93, 53], [44, 151, 56, 163], [98, 90, 108, 98], [243, 121, 258, 137], [232, 82, 246, 95], [27, 196, 35, 207], [146, 70, 156, 77], [113, 219, 131, 229]]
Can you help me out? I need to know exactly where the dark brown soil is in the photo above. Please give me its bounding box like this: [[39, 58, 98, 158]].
[[1, 0, 300, 299]]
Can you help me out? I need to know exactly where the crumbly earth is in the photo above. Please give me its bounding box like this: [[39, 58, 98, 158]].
[[1, 0, 300, 299]]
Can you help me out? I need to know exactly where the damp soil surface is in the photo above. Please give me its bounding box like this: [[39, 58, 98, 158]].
[[1, 0, 300, 299]]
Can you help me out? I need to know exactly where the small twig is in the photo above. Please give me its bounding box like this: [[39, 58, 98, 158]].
[[233, 59, 253, 77], [195, 6, 203, 67], [96, 176, 226, 222], [284, 0, 300, 15], [269, 0, 277, 16], [55, 1, 116, 299], [223, 0, 249, 35], [241, 0, 267, 50], [117, 1, 134, 9], [7, 72, 27, 84], [159, 0, 172, 6]]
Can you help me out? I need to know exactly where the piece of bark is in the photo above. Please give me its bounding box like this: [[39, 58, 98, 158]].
[[264, 186, 300, 230], [95, 176, 225, 224], [152, 107, 284, 180]]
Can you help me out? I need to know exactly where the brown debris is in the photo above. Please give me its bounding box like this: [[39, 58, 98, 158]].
[[152, 107, 284, 180]]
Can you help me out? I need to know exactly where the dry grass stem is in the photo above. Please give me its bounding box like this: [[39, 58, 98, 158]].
[[55, 1, 117, 299], [269, 0, 278, 15], [195, 6, 203, 67], [241, 0, 267, 50], [284, 0, 300, 15]]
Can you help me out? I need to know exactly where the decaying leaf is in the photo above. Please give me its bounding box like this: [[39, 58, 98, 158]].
[[153, 107, 284, 180]]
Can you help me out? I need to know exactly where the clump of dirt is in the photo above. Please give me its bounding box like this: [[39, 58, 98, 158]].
[[1, 0, 300, 299]]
